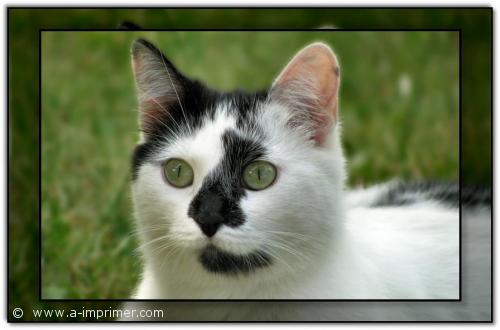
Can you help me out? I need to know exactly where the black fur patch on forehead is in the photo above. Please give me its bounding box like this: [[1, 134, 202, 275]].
[[131, 87, 268, 180], [218, 129, 266, 197], [221, 90, 268, 129]]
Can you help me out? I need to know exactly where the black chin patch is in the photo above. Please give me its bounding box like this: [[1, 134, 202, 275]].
[[199, 245, 271, 275]]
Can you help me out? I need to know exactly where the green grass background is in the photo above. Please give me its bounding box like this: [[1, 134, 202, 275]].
[[41, 31, 459, 299]]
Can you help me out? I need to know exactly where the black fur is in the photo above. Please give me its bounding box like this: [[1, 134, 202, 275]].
[[371, 181, 491, 208], [199, 245, 271, 275], [131, 143, 155, 180], [461, 184, 491, 206]]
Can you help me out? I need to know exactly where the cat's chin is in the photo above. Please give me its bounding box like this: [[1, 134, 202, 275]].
[[197, 244, 272, 276]]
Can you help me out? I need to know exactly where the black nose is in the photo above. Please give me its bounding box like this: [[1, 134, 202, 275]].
[[188, 190, 226, 238]]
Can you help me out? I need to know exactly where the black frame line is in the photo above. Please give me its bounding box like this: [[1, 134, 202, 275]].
[[459, 28, 462, 302], [5, 4, 10, 324], [41, 28, 461, 31], [38, 27, 42, 310], [488, 7, 495, 323], [6, 6, 496, 9], [38, 28, 463, 303], [490, 6, 494, 322]]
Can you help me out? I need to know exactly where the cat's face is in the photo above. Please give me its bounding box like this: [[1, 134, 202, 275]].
[[131, 39, 345, 277]]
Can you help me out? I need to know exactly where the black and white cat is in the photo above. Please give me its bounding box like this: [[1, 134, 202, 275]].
[[129, 38, 460, 301]]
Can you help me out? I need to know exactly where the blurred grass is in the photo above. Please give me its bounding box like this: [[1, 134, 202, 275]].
[[41, 31, 459, 299]]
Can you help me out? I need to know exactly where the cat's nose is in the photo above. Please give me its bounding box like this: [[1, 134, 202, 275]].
[[197, 218, 223, 238], [188, 190, 225, 238], [195, 209, 224, 238]]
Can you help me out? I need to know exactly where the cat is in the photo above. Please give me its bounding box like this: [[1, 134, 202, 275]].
[[122, 39, 483, 321]]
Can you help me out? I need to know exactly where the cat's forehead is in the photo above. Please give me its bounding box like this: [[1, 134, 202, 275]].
[[166, 104, 238, 172], [162, 92, 299, 166], [177, 92, 269, 143]]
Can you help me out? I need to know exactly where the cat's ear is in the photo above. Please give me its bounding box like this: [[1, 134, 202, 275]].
[[271, 42, 340, 146], [131, 38, 185, 134]]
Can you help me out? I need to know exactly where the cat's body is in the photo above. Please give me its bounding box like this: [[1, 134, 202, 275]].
[[125, 39, 469, 317]]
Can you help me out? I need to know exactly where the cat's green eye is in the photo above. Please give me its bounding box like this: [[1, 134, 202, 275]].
[[163, 158, 194, 188], [243, 161, 277, 191]]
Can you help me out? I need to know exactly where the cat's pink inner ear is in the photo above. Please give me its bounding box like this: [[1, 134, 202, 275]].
[[132, 55, 160, 132], [273, 43, 340, 146], [131, 42, 179, 133]]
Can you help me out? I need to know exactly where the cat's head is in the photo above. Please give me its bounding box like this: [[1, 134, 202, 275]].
[[130, 39, 345, 279]]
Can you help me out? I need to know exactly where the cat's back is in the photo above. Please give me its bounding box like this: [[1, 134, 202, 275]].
[[342, 181, 462, 299]]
